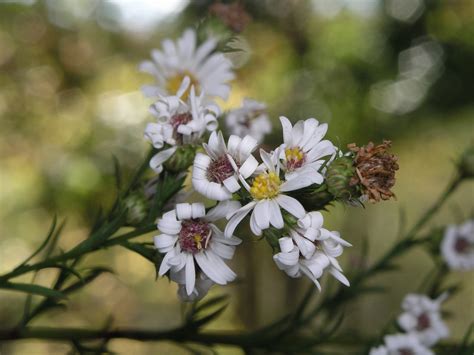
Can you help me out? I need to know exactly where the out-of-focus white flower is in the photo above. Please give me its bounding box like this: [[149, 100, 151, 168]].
[[192, 131, 259, 201], [441, 219, 474, 271], [225, 148, 308, 238], [369, 333, 433, 355], [172, 271, 215, 302], [139, 28, 234, 100], [154, 201, 241, 297], [279, 116, 335, 188], [397, 293, 449, 346], [272, 211, 351, 290], [144, 86, 219, 173], [225, 99, 272, 143]]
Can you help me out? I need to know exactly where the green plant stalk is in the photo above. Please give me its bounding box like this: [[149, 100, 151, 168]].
[[0, 327, 467, 352], [0, 224, 157, 283], [299, 173, 464, 324]]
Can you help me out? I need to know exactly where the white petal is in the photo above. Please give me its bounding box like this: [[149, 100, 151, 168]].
[[149, 147, 177, 173], [269, 199, 284, 229], [223, 175, 241, 193], [153, 234, 178, 251], [254, 200, 271, 231], [239, 154, 259, 178], [276, 195, 306, 219], [249, 209, 263, 236], [279, 116, 293, 146], [278, 237, 294, 253], [206, 200, 241, 222], [280, 174, 315, 191], [260, 149, 275, 172], [157, 212, 182, 235], [194, 252, 225, 284], [224, 206, 252, 238], [176, 76, 191, 97], [329, 267, 350, 286], [158, 249, 175, 276], [176, 203, 193, 220], [210, 240, 235, 259], [185, 254, 196, 295], [227, 135, 242, 158], [238, 135, 258, 160]]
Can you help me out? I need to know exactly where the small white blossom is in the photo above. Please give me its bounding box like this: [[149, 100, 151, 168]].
[[139, 28, 234, 100], [397, 293, 449, 346], [225, 148, 310, 238], [273, 211, 351, 290], [154, 201, 241, 297], [369, 333, 433, 355], [225, 99, 272, 143], [144, 86, 219, 173], [192, 131, 259, 201], [279, 116, 336, 188], [441, 219, 474, 271]]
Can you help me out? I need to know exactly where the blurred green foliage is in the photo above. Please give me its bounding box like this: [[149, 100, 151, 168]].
[[0, 1, 472, 354]]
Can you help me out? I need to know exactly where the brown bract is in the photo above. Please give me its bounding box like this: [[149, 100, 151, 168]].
[[348, 140, 399, 203], [209, 2, 251, 33]]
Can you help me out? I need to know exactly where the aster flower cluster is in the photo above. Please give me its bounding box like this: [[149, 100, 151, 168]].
[[370, 293, 449, 354], [140, 28, 398, 301]]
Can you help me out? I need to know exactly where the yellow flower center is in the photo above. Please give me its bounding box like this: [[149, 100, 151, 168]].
[[250, 172, 281, 200], [166, 71, 200, 100], [285, 147, 305, 171], [194, 234, 203, 250]]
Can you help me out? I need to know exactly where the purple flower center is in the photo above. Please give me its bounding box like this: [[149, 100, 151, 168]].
[[398, 349, 414, 355], [179, 219, 212, 254], [170, 112, 193, 144], [454, 237, 471, 253], [285, 147, 306, 171], [207, 155, 235, 183], [416, 313, 431, 330]]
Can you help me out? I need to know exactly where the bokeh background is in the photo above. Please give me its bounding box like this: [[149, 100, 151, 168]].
[[0, 0, 473, 354]]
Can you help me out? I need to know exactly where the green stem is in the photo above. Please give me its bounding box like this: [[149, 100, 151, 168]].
[[0, 224, 156, 282], [300, 174, 463, 323], [0, 327, 465, 352]]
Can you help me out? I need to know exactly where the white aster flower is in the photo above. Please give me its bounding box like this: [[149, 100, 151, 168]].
[[279, 116, 336, 188], [225, 99, 272, 143], [154, 201, 241, 297], [369, 333, 433, 355], [139, 28, 234, 100], [144, 86, 219, 173], [441, 219, 474, 271], [225, 148, 309, 238], [193, 131, 259, 201], [397, 293, 449, 346], [272, 212, 351, 290]]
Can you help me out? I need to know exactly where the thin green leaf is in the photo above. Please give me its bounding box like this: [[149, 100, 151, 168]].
[[1, 282, 66, 299], [18, 215, 57, 267], [456, 322, 474, 355], [63, 267, 113, 294], [191, 303, 229, 329], [194, 294, 229, 315], [112, 155, 122, 191]]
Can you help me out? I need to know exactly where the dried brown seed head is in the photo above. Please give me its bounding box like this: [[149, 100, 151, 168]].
[[348, 140, 399, 203]]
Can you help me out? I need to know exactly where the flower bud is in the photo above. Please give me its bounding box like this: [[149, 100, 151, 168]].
[[458, 146, 474, 179], [326, 156, 359, 200], [163, 145, 196, 173], [124, 193, 148, 225]]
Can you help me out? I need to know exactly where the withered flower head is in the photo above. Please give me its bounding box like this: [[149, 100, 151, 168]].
[[348, 140, 399, 203], [209, 2, 251, 33]]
